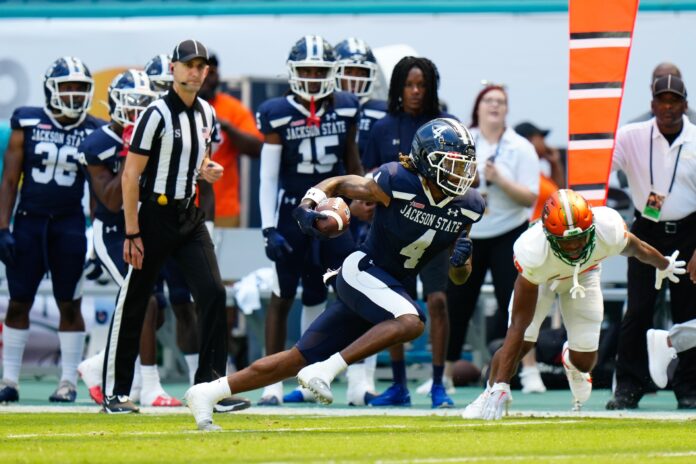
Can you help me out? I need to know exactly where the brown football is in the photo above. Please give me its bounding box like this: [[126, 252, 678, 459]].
[[314, 197, 351, 238]]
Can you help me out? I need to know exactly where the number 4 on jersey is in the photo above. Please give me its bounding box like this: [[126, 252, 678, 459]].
[[400, 229, 436, 269]]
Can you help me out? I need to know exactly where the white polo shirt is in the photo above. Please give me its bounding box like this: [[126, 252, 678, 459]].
[[612, 116, 696, 221], [470, 127, 540, 239]]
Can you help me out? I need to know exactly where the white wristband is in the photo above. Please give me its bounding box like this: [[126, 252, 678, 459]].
[[302, 187, 327, 205]]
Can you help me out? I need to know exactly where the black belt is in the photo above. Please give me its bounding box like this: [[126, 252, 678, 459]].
[[634, 210, 696, 235], [146, 193, 195, 210]]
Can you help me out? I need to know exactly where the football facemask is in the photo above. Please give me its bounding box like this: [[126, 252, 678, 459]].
[[542, 189, 596, 266]]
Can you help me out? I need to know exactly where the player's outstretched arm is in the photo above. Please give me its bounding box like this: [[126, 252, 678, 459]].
[[621, 232, 686, 289], [491, 274, 539, 385], [303, 175, 390, 208]]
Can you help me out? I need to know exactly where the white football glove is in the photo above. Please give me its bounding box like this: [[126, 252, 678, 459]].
[[481, 382, 512, 421], [655, 250, 686, 290]]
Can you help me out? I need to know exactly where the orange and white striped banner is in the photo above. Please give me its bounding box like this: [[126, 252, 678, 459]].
[[568, 0, 639, 206]]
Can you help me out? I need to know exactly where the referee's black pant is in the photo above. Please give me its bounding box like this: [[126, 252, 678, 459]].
[[102, 198, 227, 398], [614, 211, 696, 403]]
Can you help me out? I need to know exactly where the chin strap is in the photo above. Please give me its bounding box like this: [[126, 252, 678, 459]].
[[570, 263, 586, 299], [307, 96, 321, 127]]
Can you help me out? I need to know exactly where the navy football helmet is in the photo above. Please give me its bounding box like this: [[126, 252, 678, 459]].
[[410, 118, 477, 197], [287, 35, 336, 101], [43, 56, 94, 119], [144, 54, 173, 96], [334, 38, 378, 98], [107, 69, 156, 128]]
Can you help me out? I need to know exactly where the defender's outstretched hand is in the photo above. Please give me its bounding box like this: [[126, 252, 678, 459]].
[[655, 250, 686, 290]]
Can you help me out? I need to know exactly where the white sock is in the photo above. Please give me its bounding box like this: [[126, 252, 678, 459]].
[[140, 364, 163, 394], [364, 354, 377, 392], [300, 302, 326, 334], [132, 357, 142, 390], [2, 326, 29, 385], [323, 353, 348, 380], [58, 331, 86, 385], [563, 347, 579, 371], [184, 354, 198, 386], [444, 360, 454, 379], [207, 377, 232, 402], [262, 381, 283, 399]]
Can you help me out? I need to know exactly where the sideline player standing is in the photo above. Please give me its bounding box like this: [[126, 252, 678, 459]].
[[256, 35, 363, 405], [332, 37, 386, 405], [463, 189, 685, 419], [0, 57, 104, 403], [184, 118, 482, 430], [101, 40, 229, 413]]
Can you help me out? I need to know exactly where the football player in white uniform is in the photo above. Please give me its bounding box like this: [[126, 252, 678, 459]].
[[463, 189, 686, 419]]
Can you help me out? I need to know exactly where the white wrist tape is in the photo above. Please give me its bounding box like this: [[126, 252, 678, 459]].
[[303, 187, 327, 205]]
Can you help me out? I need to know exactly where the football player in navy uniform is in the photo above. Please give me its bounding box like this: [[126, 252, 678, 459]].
[[256, 35, 363, 405], [76, 69, 187, 407], [333, 37, 386, 405], [363, 56, 460, 408], [185, 118, 482, 430], [0, 57, 104, 403]]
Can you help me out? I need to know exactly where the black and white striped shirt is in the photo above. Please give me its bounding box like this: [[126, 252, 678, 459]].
[[129, 90, 219, 200]]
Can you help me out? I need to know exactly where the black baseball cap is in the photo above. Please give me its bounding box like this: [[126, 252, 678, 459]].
[[652, 74, 687, 98], [514, 121, 550, 139], [172, 39, 209, 63]]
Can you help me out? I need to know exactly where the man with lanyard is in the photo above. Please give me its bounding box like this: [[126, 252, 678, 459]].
[[608, 74, 696, 410]]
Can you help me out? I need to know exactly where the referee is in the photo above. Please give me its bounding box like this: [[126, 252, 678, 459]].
[[608, 74, 696, 410], [102, 39, 231, 413]]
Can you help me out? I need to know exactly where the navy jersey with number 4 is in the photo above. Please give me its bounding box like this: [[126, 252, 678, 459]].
[[11, 106, 104, 215], [256, 91, 360, 193], [78, 125, 125, 224], [360, 162, 485, 282]]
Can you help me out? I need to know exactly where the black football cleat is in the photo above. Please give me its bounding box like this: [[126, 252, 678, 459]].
[[102, 395, 140, 414], [214, 396, 252, 413], [0, 381, 19, 404]]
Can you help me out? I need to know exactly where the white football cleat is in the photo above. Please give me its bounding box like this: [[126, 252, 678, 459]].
[[461, 388, 490, 419], [519, 366, 547, 394], [297, 363, 335, 405], [647, 329, 677, 389], [141, 389, 183, 407], [416, 376, 456, 395], [78, 352, 105, 405], [184, 384, 221, 431], [562, 342, 592, 409]]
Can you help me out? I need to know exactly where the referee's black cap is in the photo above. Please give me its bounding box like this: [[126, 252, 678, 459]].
[[652, 74, 687, 99], [172, 39, 210, 64]]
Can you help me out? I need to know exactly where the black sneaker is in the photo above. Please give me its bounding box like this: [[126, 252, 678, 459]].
[[605, 394, 639, 410], [49, 380, 77, 403], [0, 381, 19, 403], [214, 396, 251, 413], [102, 395, 140, 414], [677, 397, 696, 409]]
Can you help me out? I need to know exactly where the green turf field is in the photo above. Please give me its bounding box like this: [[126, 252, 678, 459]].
[[2, 380, 696, 463], [2, 413, 696, 463]]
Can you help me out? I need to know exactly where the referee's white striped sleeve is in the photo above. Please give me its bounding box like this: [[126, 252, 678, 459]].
[[130, 106, 163, 156]]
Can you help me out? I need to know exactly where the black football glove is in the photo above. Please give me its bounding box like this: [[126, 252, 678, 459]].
[[262, 227, 293, 262], [0, 228, 16, 267], [450, 236, 473, 268], [291, 206, 327, 239]]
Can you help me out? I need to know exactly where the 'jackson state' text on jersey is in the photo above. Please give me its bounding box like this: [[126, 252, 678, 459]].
[[357, 99, 387, 163], [360, 162, 485, 282], [11, 106, 104, 215], [78, 125, 125, 224], [256, 91, 360, 193], [362, 111, 457, 170], [513, 206, 629, 286]]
